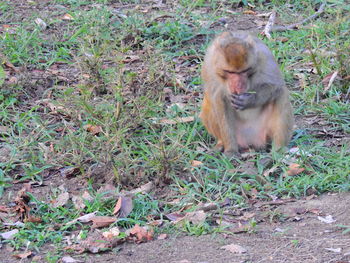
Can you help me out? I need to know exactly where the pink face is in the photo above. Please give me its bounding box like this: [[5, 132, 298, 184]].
[[226, 71, 248, 94]]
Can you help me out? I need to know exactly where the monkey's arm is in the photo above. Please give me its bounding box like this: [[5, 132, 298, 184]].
[[231, 84, 283, 110]]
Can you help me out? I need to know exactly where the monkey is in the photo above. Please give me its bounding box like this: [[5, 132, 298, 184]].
[[200, 31, 294, 157]]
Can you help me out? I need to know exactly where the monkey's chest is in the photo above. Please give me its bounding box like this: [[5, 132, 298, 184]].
[[234, 106, 273, 150]]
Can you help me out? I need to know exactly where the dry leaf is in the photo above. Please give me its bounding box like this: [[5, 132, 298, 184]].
[[165, 212, 186, 223], [191, 160, 203, 167], [325, 247, 341, 253], [237, 212, 256, 221], [34, 18, 47, 29], [158, 116, 195, 125], [256, 12, 272, 17], [113, 195, 133, 217], [263, 165, 279, 177], [67, 212, 96, 225], [67, 231, 122, 254], [0, 205, 9, 213], [62, 13, 74, 20], [243, 10, 256, 15], [97, 184, 118, 200], [221, 243, 247, 254], [13, 251, 32, 259], [102, 227, 120, 239], [59, 167, 80, 178], [61, 256, 83, 263], [128, 224, 153, 243], [185, 211, 206, 224], [147, 219, 163, 227], [287, 163, 305, 176], [14, 185, 31, 219], [82, 191, 93, 202], [25, 215, 42, 223], [0, 229, 19, 239], [52, 192, 70, 208], [322, 71, 339, 92], [157, 233, 167, 240], [91, 216, 116, 228], [72, 195, 86, 210], [317, 215, 336, 224], [128, 182, 153, 195], [84, 124, 102, 135]]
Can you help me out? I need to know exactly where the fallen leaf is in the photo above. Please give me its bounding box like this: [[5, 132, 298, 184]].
[[14, 185, 32, 220], [322, 71, 339, 92], [91, 216, 116, 228], [59, 167, 80, 178], [84, 124, 102, 135], [243, 10, 256, 15], [61, 256, 83, 263], [62, 13, 74, 20], [52, 192, 70, 208], [25, 215, 42, 223], [191, 160, 203, 167], [157, 116, 195, 125], [325, 247, 342, 253], [263, 165, 279, 177], [0, 205, 9, 213], [221, 243, 247, 254], [237, 212, 256, 221], [72, 195, 86, 210], [165, 212, 186, 223], [67, 212, 96, 225], [185, 211, 206, 224], [318, 215, 336, 224], [309, 208, 322, 215], [3, 221, 25, 227], [97, 184, 118, 200], [113, 195, 133, 217], [197, 202, 219, 212], [13, 251, 32, 259], [4, 61, 19, 72], [147, 219, 163, 226], [66, 231, 122, 254], [0, 229, 19, 239], [102, 227, 120, 239], [34, 18, 47, 29], [128, 182, 153, 195], [82, 191, 94, 202], [128, 224, 153, 243], [157, 233, 167, 240], [287, 163, 305, 176]]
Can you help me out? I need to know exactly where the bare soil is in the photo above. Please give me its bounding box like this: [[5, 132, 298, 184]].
[[1, 193, 350, 263]]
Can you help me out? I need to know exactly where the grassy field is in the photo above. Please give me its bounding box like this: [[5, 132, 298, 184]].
[[0, 0, 349, 261]]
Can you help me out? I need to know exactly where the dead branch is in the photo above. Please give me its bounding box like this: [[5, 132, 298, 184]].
[[263, 10, 276, 39], [271, 3, 326, 32]]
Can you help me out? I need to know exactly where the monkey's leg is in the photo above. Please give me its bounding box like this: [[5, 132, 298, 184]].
[[201, 95, 224, 152], [213, 96, 239, 156], [268, 101, 294, 149]]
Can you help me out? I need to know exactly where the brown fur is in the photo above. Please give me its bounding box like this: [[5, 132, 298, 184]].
[[200, 32, 294, 156], [223, 43, 248, 71]]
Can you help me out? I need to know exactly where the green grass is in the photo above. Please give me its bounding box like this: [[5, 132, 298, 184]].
[[0, 0, 349, 258]]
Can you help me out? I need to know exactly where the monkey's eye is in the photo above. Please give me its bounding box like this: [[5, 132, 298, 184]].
[[224, 68, 252, 75]]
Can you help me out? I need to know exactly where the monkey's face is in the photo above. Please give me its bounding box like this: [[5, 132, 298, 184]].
[[216, 43, 256, 94]]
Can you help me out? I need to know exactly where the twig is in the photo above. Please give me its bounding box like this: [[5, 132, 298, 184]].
[[262, 10, 276, 39], [254, 198, 296, 208], [271, 2, 326, 32]]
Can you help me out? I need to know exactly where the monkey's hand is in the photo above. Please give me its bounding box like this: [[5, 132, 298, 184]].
[[231, 92, 256, 110]]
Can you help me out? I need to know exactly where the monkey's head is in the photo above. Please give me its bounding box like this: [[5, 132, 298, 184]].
[[215, 32, 257, 94]]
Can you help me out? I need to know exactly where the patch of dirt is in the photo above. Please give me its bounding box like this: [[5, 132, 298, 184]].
[[1, 193, 349, 263]]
